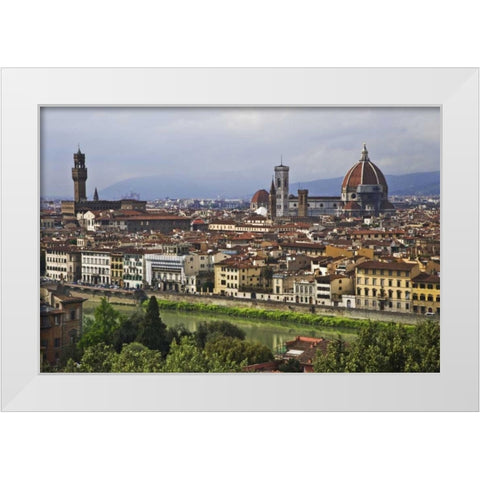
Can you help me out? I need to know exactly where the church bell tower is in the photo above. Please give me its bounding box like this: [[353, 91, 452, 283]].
[[72, 147, 88, 203]]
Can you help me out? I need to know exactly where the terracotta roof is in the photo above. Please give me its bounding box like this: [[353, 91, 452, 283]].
[[412, 272, 440, 284], [250, 189, 269, 204], [356, 260, 417, 271], [342, 159, 388, 191]]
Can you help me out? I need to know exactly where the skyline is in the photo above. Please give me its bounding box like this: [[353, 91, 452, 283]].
[[40, 107, 440, 199]]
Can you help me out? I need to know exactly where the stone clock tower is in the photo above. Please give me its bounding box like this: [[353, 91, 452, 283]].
[[72, 147, 88, 203]]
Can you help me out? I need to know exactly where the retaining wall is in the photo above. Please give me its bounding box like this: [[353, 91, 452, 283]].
[[69, 286, 427, 325]]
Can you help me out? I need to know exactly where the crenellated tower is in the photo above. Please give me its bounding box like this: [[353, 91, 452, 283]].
[[72, 147, 88, 203]]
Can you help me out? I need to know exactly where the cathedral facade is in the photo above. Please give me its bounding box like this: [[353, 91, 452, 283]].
[[267, 144, 394, 219]]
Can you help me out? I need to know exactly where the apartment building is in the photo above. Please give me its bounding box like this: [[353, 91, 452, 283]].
[[45, 247, 81, 282], [411, 272, 440, 315], [213, 256, 264, 296], [81, 250, 112, 285], [355, 261, 420, 313], [315, 274, 354, 306]]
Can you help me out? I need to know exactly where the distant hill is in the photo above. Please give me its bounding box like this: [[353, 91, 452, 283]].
[[99, 171, 440, 200], [291, 171, 440, 196]]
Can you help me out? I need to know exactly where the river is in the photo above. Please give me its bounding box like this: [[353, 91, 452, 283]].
[[82, 300, 358, 352]]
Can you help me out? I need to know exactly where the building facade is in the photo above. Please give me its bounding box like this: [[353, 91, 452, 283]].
[[81, 251, 112, 285], [45, 247, 82, 283], [411, 272, 440, 315], [355, 261, 420, 313]]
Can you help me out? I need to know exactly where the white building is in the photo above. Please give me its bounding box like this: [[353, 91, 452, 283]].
[[123, 251, 145, 289], [45, 247, 81, 282], [81, 251, 112, 285], [144, 253, 211, 293]]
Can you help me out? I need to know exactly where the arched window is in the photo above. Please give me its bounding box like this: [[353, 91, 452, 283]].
[[427, 295, 433, 302], [397, 290, 402, 299], [364, 288, 369, 296], [420, 294, 426, 301]]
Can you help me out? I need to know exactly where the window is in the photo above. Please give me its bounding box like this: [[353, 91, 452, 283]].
[[70, 310, 75, 321], [54, 338, 61, 348]]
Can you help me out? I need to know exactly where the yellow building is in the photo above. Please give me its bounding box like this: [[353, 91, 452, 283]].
[[214, 257, 264, 296], [355, 261, 420, 314], [411, 273, 440, 315], [111, 252, 124, 288]]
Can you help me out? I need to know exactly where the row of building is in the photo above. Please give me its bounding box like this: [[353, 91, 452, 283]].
[[44, 242, 440, 315]]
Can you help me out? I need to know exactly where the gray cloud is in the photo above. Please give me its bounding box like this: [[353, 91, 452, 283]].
[[41, 107, 440, 198]]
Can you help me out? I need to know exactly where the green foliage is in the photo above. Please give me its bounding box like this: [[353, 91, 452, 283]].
[[278, 358, 303, 372], [111, 342, 163, 373], [112, 311, 142, 353], [404, 319, 440, 372], [313, 336, 349, 372], [136, 296, 169, 355], [78, 298, 120, 351], [63, 358, 80, 372], [79, 342, 117, 372], [313, 320, 440, 373], [166, 323, 192, 346], [163, 337, 242, 373], [194, 320, 246, 349], [204, 336, 273, 365], [151, 298, 399, 331], [163, 337, 209, 372], [58, 342, 82, 368]]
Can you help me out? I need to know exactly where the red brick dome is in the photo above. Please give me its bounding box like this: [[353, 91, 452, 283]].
[[342, 144, 388, 192], [251, 189, 269, 205]]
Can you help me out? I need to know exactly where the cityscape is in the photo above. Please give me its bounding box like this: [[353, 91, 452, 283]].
[[40, 107, 440, 373]]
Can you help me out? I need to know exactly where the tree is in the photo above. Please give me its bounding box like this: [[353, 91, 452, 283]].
[[136, 296, 169, 355], [79, 343, 117, 372], [163, 337, 242, 373], [111, 342, 163, 372], [166, 323, 192, 346], [404, 319, 440, 372], [313, 336, 349, 372], [194, 320, 246, 349], [78, 298, 120, 351], [112, 310, 142, 353], [163, 337, 209, 372], [204, 337, 273, 365]]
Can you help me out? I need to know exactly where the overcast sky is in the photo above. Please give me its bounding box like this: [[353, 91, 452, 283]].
[[40, 107, 440, 198]]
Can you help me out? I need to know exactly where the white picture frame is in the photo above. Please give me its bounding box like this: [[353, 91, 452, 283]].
[[1, 68, 478, 411]]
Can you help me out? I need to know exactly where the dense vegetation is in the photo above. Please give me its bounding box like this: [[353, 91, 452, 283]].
[[153, 298, 406, 331], [313, 320, 440, 372], [57, 296, 274, 373], [51, 296, 439, 374]]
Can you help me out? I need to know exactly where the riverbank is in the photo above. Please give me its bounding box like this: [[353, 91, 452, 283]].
[[67, 285, 424, 326], [151, 298, 416, 331], [82, 298, 360, 349]]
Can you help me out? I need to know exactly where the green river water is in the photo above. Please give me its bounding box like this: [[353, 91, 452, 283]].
[[83, 300, 358, 352]]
